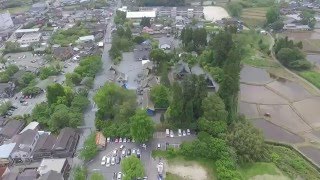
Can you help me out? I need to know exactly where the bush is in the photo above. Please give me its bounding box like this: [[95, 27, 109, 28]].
[[39, 66, 59, 80], [22, 86, 42, 96], [74, 55, 102, 78], [80, 133, 99, 161]]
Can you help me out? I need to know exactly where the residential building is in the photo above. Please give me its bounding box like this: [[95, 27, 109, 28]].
[[52, 128, 79, 158], [0, 120, 25, 141], [30, 2, 48, 14], [32, 133, 56, 160], [134, 40, 152, 61], [0, 12, 14, 31], [15, 28, 40, 39], [52, 47, 74, 61], [19, 121, 39, 134], [140, 6, 204, 19], [11, 129, 40, 164], [18, 33, 42, 47], [16, 168, 39, 179], [77, 35, 94, 43], [126, 11, 156, 21], [0, 143, 16, 166], [38, 170, 63, 180], [95, 132, 106, 150], [37, 158, 70, 179]]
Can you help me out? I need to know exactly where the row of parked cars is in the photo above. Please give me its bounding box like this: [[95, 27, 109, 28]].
[[111, 172, 147, 180], [101, 146, 141, 167], [166, 129, 191, 137], [107, 137, 135, 143]]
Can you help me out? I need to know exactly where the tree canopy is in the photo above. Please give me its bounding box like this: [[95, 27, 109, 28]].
[[266, 6, 280, 24], [227, 2, 243, 17], [130, 110, 155, 143], [150, 84, 170, 108], [121, 156, 145, 180], [80, 133, 99, 162]]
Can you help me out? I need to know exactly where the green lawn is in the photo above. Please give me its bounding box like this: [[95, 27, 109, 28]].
[[0, 6, 30, 14], [165, 172, 184, 180], [299, 70, 320, 89], [239, 162, 282, 179]]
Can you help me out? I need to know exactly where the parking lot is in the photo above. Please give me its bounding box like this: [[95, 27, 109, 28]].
[[4, 52, 45, 69], [86, 130, 196, 180]]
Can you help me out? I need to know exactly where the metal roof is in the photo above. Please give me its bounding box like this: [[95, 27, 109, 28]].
[[0, 143, 16, 158], [126, 11, 156, 19]]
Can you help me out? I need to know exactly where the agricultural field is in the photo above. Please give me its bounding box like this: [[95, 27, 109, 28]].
[[0, 6, 30, 14], [241, 8, 267, 27]]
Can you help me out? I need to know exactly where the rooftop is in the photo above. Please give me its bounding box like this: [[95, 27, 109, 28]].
[[15, 28, 40, 33], [0, 143, 16, 158], [19, 121, 39, 134], [38, 170, 63, 180], [126, 11, 156, 19], [20, 33, 42, 40], [38, 158, 67, 175], [0, 120, 25, 139]]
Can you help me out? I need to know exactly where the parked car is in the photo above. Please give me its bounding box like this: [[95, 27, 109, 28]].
[[157, 143, 161, 149], [182, 130, 186, 136], [113, 172, 117, 180], [106, 157, 111, 167], [170, 130, 174, 138], [122, 149, 126, 157], [115, 138, 118, 143], [119, 138, 123, 143], [127, 138, 131, 143], [117, 172, 122, 180], [116, 156, 121, 164], [187, 129, 190, 135], [132, 149, 136, 155], [111, 157, 115, 165], [107, 137, 110, 143], [166, 129, 170, 137], [123, 138, 127, 143], [137, 149, 141, 159], [101, 156, 106, 165], [113, 149, 118, 156], [127, 149, 131, 156], [178, 129, 182, 136]]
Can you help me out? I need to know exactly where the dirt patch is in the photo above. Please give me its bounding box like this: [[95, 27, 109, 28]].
[[203, 6, 230, 21], [250, 174, 290, 180], [165, 161, 209, 180]]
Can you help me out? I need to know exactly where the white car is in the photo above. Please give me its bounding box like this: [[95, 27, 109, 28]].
[[113, 149, 118, 156], [182, 130, 186, 136], [123, 138, 127, 143], [106, 157, 111, 167], [122, 149, 126, 157], [111, 157, 115, 165], [119, 138, 122, 143], [157, 143, 161, 149], [101, 156, 106, 165], [117, 172, 122, 180], [178, 129, 182, 137], [132, 149, 136, 155], [107, 137, 110, 143], [187, 129, 190, 135], [170, 130, 174, 138]]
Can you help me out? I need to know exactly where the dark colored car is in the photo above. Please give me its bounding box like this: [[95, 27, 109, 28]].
[[113, 172, 117, 180], [127, 148, 131, 156], [116, 156, 121, 164]]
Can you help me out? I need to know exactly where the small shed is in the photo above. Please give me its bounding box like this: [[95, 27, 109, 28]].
[[95, 132, 106, 150]]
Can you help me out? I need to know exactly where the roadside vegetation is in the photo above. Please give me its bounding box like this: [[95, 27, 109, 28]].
[[80, 133, 98, 162], [73, 166, 87, 180], [299, 71, 320, 89], [121, 156, 145, 180]]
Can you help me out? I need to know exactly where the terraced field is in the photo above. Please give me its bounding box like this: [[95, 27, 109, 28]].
[[241, 8, 267, 27]]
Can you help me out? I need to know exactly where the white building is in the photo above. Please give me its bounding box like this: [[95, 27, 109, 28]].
[[0, 12, 14, 31], [18, 33, 42, 47], [126, 11, 156, 21], [15, 28, 40, 38], [77, 35, 94, 43]]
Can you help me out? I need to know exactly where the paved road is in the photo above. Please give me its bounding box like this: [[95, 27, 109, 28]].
[[72, 0, 119, 170]]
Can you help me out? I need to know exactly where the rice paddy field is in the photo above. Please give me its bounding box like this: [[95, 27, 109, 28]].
[[241, 8, 267, 27]]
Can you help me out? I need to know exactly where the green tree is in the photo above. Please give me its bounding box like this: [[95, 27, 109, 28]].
[[202, 94, 228, 121], [31, 102, 50, 127], [266, 6, 280, 24], [212, 31, 233, 67], [227, 2, 243, 17], [130, 110, 155, 143], [150, 49, 167, 68], [160, 63, 170, 87], [125, 26, 132, 39], [150, 85, 169, 108], [50, 104, 70, 132], [227, 117, 266, 163], [39, 66, 59, 80], [80, 133, 99, 162], [121, 156, 145, 180], [300, 9, 316, 28], [73, 166, 87, 180], [271, 20, 284, 31], [0, 72, 9, 83], [90, 172, 104, 180], [22, 86, 42, 96], [218, 46, 241, 122], [6, 64, 19, 76], [0, 101, 12, 116], [140, 17, 151, 27], [65, 72, 82, 86], [71, 95, 90, 111], [46, 83, 66, 105], [166, 82, 183, 124], [18, 72, 36, 88]]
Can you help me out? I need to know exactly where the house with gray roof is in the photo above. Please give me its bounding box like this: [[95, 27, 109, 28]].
[[37, 158, 70, 180], [0, 143, 16, 166], [0, 120, 25, 141], [52, 128, 79, 158], [38, 170, 63, 180], [32, 133, 56, 160], [11, 129, 40, 164]]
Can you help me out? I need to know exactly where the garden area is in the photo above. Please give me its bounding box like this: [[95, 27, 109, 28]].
[[50, 24, 90, 46]]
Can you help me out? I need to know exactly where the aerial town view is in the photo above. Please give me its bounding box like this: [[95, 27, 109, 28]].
[[1, 0, 320, 179]]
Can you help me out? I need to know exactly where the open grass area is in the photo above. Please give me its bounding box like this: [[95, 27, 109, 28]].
[[242, 56, 280, 68], [299, 70, 320, 89], [239, 162, 283, 179], [0, 6, 30, 14]]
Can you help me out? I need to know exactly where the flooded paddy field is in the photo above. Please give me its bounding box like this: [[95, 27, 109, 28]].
[[298, 146, 320, 166], [258, 104, 311, 133], [239, 102, 259, 119], [293, 97, 320, 128], [306, 54, 320, 68], [251, 119, 304, 144], [240, 66, 272, 84]]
